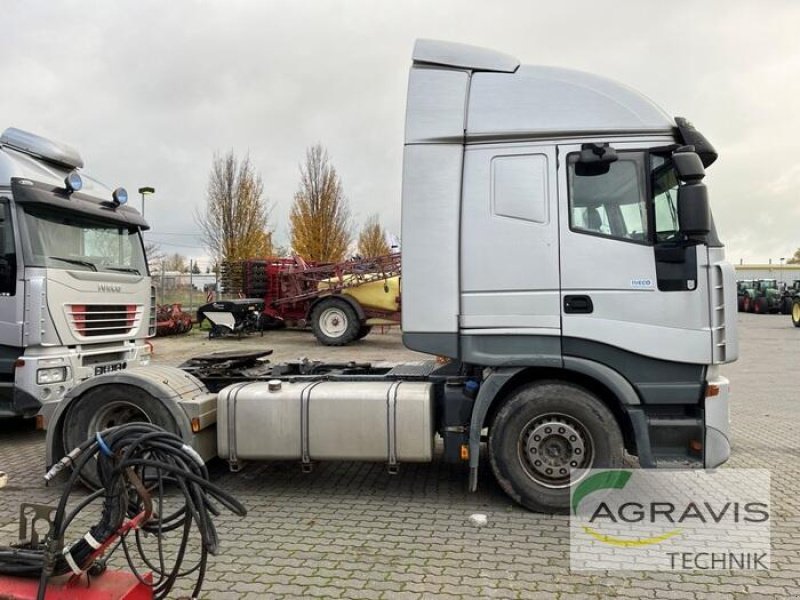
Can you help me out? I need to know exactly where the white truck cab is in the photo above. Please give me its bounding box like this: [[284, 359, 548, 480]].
[[0, 128, 153, 418]]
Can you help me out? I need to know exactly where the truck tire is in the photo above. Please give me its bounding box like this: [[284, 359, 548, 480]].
[[488, 381, 623, 514], [62, 384, 178, 488], [793, 299, 800, 328], [356, 325, 373, 340], [754, 297, 767, 314], [311, 297, 360, 346]]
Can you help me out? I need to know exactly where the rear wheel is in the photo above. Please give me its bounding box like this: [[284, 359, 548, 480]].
[[754, 297, 767, 314], [63, 385, 178, 488], [781, 297, 793, 315], [356, 325, 373, 340], [743, 295, 752, 312], [311, 298, 360, 346], [793, 299, 800, 327], [488, 381, 624, 513], [737, 296, 745, 312]]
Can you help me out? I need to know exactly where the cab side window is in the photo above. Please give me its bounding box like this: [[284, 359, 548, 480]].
[[0, 202, 16, 296], [568, 152, 649, 243]]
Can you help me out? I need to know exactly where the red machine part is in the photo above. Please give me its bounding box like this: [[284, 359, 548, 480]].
[[0, 570, 153, 600], [155, 303, 193, 337]]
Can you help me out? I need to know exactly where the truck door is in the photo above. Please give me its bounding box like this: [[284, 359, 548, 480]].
[[460, 144, 561, 362], [0, 199, 22, 345], [0, 198, 23, 411], [557, 143, 712, 366]]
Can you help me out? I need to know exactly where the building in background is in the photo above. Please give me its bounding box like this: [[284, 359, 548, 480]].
[[734, 263, 800, 285]]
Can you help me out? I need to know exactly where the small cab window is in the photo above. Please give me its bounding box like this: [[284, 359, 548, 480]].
[[492, 154, 548, 224], [568, 152, 649, 243]]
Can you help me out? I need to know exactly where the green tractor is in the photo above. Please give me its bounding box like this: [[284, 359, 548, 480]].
[[751, 279, 782, 314], [737, 279, 755, 312]]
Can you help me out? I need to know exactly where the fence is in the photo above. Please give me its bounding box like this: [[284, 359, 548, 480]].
[[151, 266, 218, 317]]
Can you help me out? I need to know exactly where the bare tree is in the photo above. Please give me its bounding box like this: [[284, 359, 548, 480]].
[[164, 252, 188, 273], [144, 241, 164, 272], [198, 151, 273, 265], [357, 214, 391, 258], [289, 144, 352, 262]]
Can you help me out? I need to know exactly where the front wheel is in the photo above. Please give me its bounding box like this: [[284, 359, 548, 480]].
[[781, 297, 793, 315], [488, 381, 624, 513], [62, 385, 178, 488]]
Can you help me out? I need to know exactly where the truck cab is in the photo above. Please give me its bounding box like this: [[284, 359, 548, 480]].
[[0, 128, 153, 418], [401, 40, 737, 490]]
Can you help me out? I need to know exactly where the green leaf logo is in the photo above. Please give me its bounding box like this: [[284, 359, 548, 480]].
[[571, 470, 632, 515]]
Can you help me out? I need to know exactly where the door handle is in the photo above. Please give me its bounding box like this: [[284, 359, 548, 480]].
[[564, 295, 593, 314]]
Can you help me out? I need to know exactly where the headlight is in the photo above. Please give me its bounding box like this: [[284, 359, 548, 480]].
[[37, 367, 67, 385], [65, 170, 83, 193], [113, 187, 128, 205]]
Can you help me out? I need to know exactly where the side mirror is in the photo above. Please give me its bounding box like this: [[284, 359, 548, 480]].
[[575, 143, 618, 176], [677, 183, 710, 236], [673, 147, 710, 237], [672, 147, 706, 182]]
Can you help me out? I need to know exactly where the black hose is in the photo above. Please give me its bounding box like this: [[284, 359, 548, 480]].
[[0, 422, 246, 600]]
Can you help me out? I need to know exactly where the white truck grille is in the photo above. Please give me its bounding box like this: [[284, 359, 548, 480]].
[[67, 304, 142, 337]]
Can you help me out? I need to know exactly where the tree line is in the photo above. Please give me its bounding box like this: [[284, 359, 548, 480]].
[[173, 143, 393, 271]]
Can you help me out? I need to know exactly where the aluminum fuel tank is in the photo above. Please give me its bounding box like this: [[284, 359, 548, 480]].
[[216, 380, 434, 466]]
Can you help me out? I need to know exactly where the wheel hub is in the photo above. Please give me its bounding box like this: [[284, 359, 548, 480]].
[[89, 401, 151, 433], [320, 307, 348, 337], [520, 414, 593, 488]]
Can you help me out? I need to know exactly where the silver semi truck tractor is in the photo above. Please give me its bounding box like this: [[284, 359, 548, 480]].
[[43, 40, 738, 512], [0, 128, 153, 419]]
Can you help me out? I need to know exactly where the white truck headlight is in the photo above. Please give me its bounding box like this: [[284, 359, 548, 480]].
[[37, 367, 67, 385]]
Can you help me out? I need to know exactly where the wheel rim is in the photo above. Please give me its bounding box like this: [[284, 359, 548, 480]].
[[88, 401, 151, 433], [793, 303, 800, 322], [319, 306, 348, 338], [518, 413, 594, 489]]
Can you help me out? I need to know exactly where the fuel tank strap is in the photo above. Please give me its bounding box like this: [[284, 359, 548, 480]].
[[385, 382, 402, 467], [300, 381, 325, 466]]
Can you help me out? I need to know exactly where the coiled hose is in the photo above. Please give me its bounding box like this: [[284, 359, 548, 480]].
[[0, 422, 247, 600]]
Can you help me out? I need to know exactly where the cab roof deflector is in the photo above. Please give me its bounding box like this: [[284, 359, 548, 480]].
[[412, 39, 520, 73]]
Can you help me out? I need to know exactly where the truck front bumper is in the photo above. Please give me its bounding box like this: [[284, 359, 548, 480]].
[[704, 373, 731, 468]]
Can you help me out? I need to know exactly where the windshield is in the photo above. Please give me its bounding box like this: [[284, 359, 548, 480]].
[[21, 206, 147, 275]]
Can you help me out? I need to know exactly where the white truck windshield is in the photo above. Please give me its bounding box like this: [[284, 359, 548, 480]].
[[21, 206, 147, 275]]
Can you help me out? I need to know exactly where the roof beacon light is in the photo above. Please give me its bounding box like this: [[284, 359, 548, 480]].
[[64, 170, 83, 194], [112, 187, 128, 206]]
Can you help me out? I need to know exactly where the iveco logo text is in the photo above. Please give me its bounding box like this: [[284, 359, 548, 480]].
[[98, 284, 122, 293], [630, 279, 653, 289]]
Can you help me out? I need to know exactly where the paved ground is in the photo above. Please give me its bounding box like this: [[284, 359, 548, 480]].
[[1, 315, 799, 599]]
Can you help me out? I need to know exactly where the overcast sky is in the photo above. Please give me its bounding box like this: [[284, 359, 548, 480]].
[[1, 0, 798, 267]]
